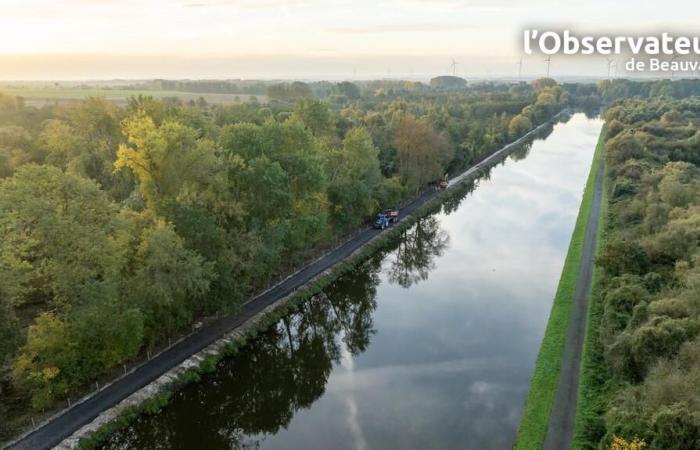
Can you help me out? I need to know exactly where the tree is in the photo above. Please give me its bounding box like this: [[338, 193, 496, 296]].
[[326, 127, 382, 228], [429, 76, 467, 89], [40, 120, 84, 169], [0, 164, 120, 309], [128, 221, 214, 342], [291, 99, 335, 137], [13, 313, 76, 410], [657, 161, 697, 208], [38, 97, 127, 198], [508, 114, 532, 137], [596, 238, 649, 277], [601, 282, 649, 343], [606, 133, 644, 167], [336, 81, 360, 100], [115, 112, 218, 214], [532, 77, 557, 91], [266, 82, 312, 100], [11, 301, 143, 411], [219, 120, 329, 263], [393, 115, 452, 192], [0, 126, 34, 177]]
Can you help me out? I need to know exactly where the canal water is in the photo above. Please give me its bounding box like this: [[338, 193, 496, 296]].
[[101, 113, 603, 450]]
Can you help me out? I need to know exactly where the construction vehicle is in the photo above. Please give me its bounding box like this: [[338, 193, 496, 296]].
[[374, 208, 399, 229], [439, 174, 449, 189]]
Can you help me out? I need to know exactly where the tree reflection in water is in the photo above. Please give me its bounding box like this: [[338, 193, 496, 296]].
[[388, 217, 450, 289], [100, 256, 382, 450], [509, 140, 533, 162]]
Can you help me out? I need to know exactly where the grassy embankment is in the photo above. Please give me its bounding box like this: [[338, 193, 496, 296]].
[[514, 125, 606, 450]]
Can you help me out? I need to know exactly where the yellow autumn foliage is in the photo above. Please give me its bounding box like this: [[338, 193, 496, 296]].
[[610, 435, 647, 450]]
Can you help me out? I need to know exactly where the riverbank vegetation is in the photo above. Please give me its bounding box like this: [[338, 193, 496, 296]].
[[573, 97, 700, 449], [0, 78, 566, 442]]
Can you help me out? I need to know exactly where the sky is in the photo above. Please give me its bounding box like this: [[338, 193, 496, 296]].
[[1, 0, 699, 80]]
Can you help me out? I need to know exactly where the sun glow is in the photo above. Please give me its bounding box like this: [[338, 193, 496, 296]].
[[1, 0, 699, 79]]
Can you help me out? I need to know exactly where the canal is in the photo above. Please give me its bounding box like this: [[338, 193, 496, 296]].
[[101, 113, 603, 450]]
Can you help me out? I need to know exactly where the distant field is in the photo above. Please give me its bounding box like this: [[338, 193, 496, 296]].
[[0, 87, 266, 106]]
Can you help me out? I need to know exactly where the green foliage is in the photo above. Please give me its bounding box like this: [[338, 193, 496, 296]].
[[335, 81, 360, 100], [508, 114, 533, 137], [40, 97, 129, 199], [13, 313, 77, 410], [116, 112, 218, 213], [597, 239, 650, 277], [603, 343, 700, 449], [393, 114, 452, 192], [291, 98, 335, 137], [128, 221, 214, 342], [575, 96, 700, 449], [266, 81, 312, 100], [219, 118, 328, 267], [0, 164, 120, 309], [326, 127, 382, 228]]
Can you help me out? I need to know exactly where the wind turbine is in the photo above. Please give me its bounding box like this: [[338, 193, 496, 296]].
[[517, 57, 523, 80], [450, 58, 459, 76], [544, 56, 552, 77]]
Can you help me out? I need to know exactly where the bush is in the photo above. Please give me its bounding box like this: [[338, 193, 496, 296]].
[[597, 238, 650, 277]]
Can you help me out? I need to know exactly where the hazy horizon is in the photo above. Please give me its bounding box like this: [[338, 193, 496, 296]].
[[2, 0, 700, 80]]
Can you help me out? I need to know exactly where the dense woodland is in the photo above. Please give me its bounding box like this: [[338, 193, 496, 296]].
[[589, 97, 700, 449], [0, 78, 565, 436]]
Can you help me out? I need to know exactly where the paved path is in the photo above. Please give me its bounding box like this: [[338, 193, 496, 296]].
[[543, 161, 605, 450], [5, 116, 561, 450]]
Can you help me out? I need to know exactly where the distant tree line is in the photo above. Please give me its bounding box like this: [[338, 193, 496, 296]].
[[127, 79, 269, 95]]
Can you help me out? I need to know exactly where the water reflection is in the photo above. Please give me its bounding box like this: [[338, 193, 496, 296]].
[[388, 217, 449, 288], [102, 216, 453, 449], [102, 256, 385, 450], [509, 140, 533, 162], [101, 113, 602, 450]]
